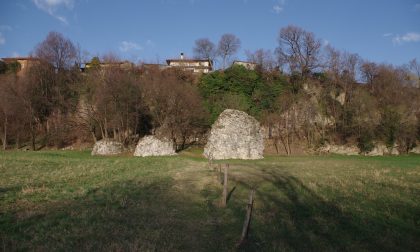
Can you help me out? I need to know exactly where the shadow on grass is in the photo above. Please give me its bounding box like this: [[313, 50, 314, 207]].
[[231, 169, 420, 252], [1, 164, 419, 251], [0, 177, 245, 252]]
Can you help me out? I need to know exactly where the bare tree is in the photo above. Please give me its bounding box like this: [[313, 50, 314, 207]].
[[79, 54, 144, 143], [0, 74, 18, 150], [360, 61, 378, 86], [34, 31, 78, 71], [276, 25, 321, 77], [245, 49, 276, 71], [193, 38, 216, 63], [409, 58, 420, 78], [141, 68, 209, 150], [408, 58, 420, 87], [27, 32, 81, 148], [217, 33, 241, 69]]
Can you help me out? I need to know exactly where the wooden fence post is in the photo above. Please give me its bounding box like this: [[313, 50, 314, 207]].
[[221, 164, 229, 207], [238, 189, 255, 246], [218, 163, 222, 184]]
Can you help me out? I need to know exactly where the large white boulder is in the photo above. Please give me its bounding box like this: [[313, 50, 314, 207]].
[[204, 109, 264, 160], [91, 139, 124, 156], [134, 135, 176, 157]]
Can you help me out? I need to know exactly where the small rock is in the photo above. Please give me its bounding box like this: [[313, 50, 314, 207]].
[[91, 139, 124, 156], [134, 135, 176, 157]]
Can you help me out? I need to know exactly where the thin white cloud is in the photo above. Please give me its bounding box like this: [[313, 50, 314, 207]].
[[323, 39, 329, 46], [0, 32, 5, 45], [32, 0, 74, 24], [272, 0, 286, 14], [415, 3, 420, 11], [55, 15, 68, 24], [392, 32, 420, 44], [119, 41, 143, 52], [12, 52, 20, 57], [273, 5, 283, 13], [383, 33, 393, 37]]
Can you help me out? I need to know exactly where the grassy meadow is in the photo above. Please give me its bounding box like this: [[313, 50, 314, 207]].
[[0, 149, 419, 251]]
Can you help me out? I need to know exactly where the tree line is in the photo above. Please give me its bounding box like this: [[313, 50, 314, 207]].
[[0, 26, 419, 154]]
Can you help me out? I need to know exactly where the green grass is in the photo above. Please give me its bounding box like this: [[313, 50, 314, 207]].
[[0, 150, 419, 251]]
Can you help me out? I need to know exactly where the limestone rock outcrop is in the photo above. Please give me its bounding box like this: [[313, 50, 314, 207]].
[[366, 143, 399, 156], [318, 144, 359, 155], [409, 146, 420, 154], [134, 135, 176, 157], [91, 139, 124, 156], [204, 109, 264, 160]]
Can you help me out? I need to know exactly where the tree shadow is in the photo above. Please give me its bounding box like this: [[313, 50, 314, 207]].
[[0, 178, 244, 251], [1, 162, 419, 251], [231, 168, 419, 252], [226, 186, 236, 203]]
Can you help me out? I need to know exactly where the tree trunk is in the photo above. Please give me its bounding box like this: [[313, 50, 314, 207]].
[[15, 133, 20, 149], [2, 116, 7, 150], [113, 128, 117, 140], [91, 130, 97, 143], [99, 122, 105, 139], [280, 136, 289, 155], [273, 137, 279, 154], [104, 118, 108, 138], [31, 130, 36, 151], [287, 133, 292, 155]]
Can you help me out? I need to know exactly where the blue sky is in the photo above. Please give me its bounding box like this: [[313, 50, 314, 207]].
[[0, 0, 419, 66]]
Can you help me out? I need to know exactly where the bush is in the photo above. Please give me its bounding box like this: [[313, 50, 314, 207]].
[[198, 65, 285, 122], [357, 132, 375, 153]]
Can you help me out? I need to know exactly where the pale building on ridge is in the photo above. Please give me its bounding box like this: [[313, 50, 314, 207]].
[[166, 53, 212, 74]]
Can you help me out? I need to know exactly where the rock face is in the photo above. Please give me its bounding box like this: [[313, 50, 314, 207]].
[[204, 109, 264, 160], [134, 135, 176, 157], [366, 143, 399, 156], [91, 139, 124, 156], [409, 146, 420, 154], [318, 144, 359, 155]]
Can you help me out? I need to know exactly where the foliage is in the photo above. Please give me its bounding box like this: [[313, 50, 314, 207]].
[[378, 107, 401, 148], [357, 130, 375, 153], [0, 60, 6, 74], [5, 61, 21, 74], [90, 56, 100, 67], [199, 65, 285, 122]]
